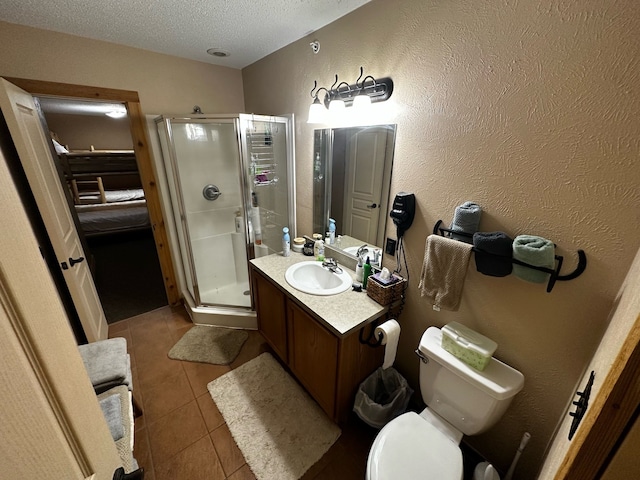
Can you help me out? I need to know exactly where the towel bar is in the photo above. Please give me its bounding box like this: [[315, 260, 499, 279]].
[[432, 220, 587, 293]]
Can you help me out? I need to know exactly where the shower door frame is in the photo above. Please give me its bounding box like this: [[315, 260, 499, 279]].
[[158, 114, 296, 311], [238, 113, 297, 253]]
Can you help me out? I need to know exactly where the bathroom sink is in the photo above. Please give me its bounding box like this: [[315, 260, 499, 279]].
[[285, 261, 352, 296]]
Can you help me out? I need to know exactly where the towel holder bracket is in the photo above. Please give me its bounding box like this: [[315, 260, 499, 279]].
[[432, 220, 587, 293]]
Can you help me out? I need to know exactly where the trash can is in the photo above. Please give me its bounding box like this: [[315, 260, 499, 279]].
[[353, 367, 414, 429]]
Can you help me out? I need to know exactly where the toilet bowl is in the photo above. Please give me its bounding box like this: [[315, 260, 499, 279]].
[[367, 411, 463, 480], [366, 326, 524, 480]]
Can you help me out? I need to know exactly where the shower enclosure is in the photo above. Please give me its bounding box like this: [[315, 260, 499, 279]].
[[155, 114, 295, 328]]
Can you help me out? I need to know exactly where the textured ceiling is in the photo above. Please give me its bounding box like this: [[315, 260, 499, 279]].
[[0, 0, 370, 69]]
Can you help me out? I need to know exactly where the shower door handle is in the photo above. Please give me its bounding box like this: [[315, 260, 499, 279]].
[[203, 184, 222, 201]]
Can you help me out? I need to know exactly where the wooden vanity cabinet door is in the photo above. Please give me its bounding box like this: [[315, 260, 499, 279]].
[[253, 270, 288, 362], [287, 299, 338, 418]]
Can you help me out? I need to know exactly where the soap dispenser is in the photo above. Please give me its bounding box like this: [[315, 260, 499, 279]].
[[362, 256, 372, 289], [328, 218, 336, 245], [316, 239, 325, 262], [355, 255, 364, 282], [282, 227, 290, 257]]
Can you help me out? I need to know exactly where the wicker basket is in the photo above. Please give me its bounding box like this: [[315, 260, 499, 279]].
[[366, 275, 406, 306]]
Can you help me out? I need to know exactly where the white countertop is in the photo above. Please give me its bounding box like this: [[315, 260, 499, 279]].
[[250, 252, 387, 337]]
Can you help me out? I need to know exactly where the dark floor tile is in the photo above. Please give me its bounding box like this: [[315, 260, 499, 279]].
[[141, 369, 194, 423], [230, 330, 270, 370], [182, 360, 231, 397], [132, 332, 176, 368], [211, 424, 246, 477], [196, 393, 225, 432], [154, 435, 225, 480], [164, 308, 193, 336], [136, 354, 184, 391], [227, 464, 257, 480], [108, 319, 130, 335], [133, 426, 153, 477], [147, 400, 207, 461]]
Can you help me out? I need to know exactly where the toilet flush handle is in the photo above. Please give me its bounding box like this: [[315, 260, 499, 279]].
[[414, 349, 429, 364]]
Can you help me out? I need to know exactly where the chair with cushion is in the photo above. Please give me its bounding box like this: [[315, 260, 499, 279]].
[[78, 337, 144, 477]]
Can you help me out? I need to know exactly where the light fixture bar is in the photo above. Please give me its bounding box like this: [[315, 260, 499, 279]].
[[324, 77, 393, 108]]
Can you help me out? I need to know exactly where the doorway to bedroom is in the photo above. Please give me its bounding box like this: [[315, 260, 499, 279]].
[[38, 96, 168, 323]]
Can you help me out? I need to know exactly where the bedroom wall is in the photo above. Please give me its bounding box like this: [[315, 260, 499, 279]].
[[0, 20, 245, 115], [45, 113, 133, 151], [242, 0, 640, 477]]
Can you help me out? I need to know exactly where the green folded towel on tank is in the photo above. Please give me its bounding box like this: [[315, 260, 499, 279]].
[[512, 235, 555, 283]]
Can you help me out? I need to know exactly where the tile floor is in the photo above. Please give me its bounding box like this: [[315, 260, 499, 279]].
[[109, 305, 378, 480]]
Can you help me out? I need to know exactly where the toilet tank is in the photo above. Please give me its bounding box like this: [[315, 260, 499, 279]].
[[418, 327, 524, 436]]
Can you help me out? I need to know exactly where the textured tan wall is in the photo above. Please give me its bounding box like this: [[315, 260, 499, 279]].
[[539, 246, 640, 477], [243, 0, 640, 476], [0, 20, 244, 115], [45, 113, 133, 151]]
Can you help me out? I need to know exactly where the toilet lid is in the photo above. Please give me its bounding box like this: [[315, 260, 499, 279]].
[[367, 412, 463, 480]]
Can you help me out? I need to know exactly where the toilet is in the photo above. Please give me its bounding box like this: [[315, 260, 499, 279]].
[[366, 326, 524, 480]]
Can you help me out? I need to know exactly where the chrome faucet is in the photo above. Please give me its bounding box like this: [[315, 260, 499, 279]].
[[356, 244, 368, 258], [322, 258, 343, 274]]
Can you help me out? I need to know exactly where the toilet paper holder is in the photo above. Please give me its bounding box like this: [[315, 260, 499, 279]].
[[358, 319, 384, 347]]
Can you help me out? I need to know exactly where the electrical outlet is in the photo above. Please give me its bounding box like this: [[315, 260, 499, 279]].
[[385, 238, 397, 255]]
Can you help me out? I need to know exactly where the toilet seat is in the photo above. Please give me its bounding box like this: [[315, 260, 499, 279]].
[[366, 412, 463, 480]]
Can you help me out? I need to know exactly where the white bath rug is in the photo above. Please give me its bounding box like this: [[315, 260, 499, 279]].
[[207, 352, 341, 480]]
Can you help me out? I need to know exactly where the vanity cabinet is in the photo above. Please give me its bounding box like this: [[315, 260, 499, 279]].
[[287, 300, 339, 417], [251, 266, 384, 423], [252, 267, 288, 362]]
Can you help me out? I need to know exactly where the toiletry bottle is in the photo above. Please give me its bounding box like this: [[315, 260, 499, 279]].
[[282, 227, 290, 257], [355, 256, 364, 282], [235, 210, 244, 233], [329, 218, 336, 245], [316, 240, 325, 262], [362, 256, 372, 289]]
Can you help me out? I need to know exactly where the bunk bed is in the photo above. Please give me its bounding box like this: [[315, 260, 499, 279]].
[[58, 150, 151, 236]]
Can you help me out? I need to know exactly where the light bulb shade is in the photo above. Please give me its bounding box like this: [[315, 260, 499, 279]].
[[353, 94, 372, 109], [307, 99, 328, 124], [328, 98, 346, 112]]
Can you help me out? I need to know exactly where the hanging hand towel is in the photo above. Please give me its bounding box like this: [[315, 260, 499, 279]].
[[419, 235, 473, 311], [473, 231, 513, 277], [512, 235, 555, 283], [450, 201, 482, 243]]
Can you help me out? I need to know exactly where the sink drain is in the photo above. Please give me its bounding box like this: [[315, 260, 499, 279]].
[[243, 290, 250, 296]]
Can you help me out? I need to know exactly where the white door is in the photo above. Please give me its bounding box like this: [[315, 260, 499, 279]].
[[1, 141, 121, 478], [343, 127, 388, 245], [0, 78, 107, 342]]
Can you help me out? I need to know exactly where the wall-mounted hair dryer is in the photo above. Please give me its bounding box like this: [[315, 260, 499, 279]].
[[390, 192, 415, 238]]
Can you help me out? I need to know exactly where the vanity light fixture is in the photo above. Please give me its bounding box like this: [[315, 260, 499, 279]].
[[307, 67, 393, 123]]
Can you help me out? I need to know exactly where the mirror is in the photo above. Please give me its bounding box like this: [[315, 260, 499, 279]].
[[312, 124, 396, 265]]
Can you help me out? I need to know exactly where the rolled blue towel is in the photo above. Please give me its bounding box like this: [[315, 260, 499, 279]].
[[512, 235, 555, 283], [473, 232, 513, 277], [450, 201, 482, 243]]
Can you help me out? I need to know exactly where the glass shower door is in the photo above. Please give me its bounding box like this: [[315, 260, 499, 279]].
[[239, 114, 296, 257], [166, 119, 251, 309]]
